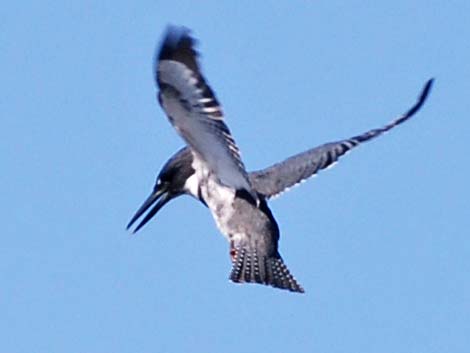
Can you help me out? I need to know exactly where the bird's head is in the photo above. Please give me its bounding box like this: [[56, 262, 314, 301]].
[[127, 147, 195, 233]]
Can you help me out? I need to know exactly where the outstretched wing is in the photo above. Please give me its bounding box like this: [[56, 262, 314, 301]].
[[156, 26, 254, 197], [249, 79, 434, 198]]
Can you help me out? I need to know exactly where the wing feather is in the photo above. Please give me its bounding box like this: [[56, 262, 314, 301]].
[[156, 26, 254, 195], [249, 79, 434, 198]]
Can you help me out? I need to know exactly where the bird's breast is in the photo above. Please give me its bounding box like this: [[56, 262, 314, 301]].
[[200, 175, 237, 240], [190, 154, 248, 242]]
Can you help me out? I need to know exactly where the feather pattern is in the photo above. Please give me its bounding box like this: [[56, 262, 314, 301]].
[[230, 247, 304, 293], [156, 26, 255, 197], [249, 79, 433, 198]]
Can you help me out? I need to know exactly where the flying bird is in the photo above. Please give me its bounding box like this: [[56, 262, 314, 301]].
[[128, 26, 433, 293]]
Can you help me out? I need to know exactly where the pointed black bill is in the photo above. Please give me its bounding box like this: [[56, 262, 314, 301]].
[[127, 188, 173, 233]]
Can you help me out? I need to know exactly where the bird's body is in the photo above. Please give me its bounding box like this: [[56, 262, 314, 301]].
[[178, 148, 305, 292], [127, 25, 433, 293]]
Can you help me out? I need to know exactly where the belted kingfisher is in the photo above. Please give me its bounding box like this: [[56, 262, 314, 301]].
[[127, 26, 433, 293]]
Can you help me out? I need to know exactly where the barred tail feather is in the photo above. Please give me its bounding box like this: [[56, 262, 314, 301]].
[[229, 248, 304, 293]]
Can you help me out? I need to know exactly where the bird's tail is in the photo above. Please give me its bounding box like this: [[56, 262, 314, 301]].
[[229, 247, 304, 293]]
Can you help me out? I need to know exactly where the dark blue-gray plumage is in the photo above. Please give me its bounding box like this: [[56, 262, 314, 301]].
[[127, 25, 433, 293]]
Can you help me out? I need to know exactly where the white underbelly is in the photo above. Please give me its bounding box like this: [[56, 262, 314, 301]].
[[202, 177, 236, 240], [189, 154, 240, 241]]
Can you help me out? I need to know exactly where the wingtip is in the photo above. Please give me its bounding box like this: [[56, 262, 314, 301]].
[[158, 25, 197, 62], [421, 78, 434, 99], [400, 77, 434, 118], [155, 25, 200, 85]]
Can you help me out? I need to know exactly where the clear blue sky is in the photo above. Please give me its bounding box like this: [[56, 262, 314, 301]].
[[2, 1, 469, 352]]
